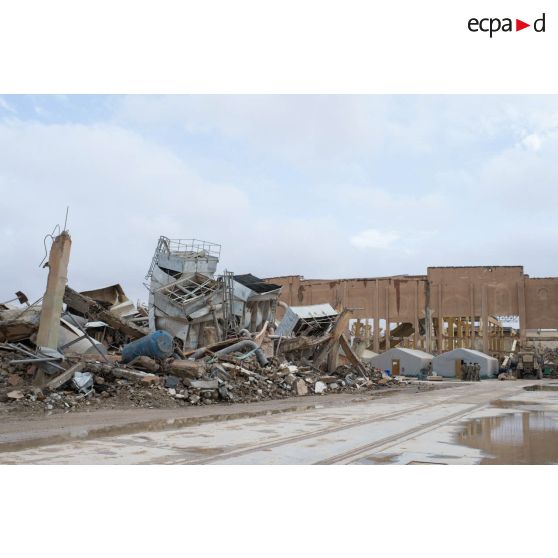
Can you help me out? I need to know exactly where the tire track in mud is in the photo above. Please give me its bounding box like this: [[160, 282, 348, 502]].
[[169, 386, 494, 464], [315, 401, 490, 464]]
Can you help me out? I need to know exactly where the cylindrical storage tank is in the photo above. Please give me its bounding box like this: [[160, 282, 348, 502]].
[[121, 330, 174, 363]]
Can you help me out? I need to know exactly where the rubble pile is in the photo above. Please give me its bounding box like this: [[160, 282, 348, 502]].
[[0, 342, 404, 416], [0, 232, 410, 417]]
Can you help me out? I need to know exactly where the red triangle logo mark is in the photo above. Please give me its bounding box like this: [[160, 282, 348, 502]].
[[516, 19, 530, 31]]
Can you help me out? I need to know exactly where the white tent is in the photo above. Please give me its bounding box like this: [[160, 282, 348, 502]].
[[432, 348, 498, 379], [368, 348, 433, 377], [361, 349, 379, 362]]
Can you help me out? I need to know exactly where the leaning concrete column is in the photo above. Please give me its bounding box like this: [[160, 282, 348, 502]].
[[36, 231, 72, 350]]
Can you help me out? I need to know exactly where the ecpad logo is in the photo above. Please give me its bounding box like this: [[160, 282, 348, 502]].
[[468, 13, 546, 37]]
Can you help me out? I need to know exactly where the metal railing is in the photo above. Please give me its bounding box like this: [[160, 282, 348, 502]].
[[146, 236, 221, 279]]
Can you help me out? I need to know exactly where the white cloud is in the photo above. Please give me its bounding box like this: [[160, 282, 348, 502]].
[[0, 119, 252, 302], [521, 133, 542, 151], [350, 229, 400, 249], [0, 118, 366, 300], [4, 95, 558, 304]]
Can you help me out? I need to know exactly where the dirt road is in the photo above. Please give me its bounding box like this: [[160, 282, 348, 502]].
[[2, 380, 557, 464]]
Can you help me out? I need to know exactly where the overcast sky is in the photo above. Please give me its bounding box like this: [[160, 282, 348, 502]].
[[1, 95, 557, 305]]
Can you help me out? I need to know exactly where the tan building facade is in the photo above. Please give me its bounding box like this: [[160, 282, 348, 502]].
[[266, 266, 558, 358]]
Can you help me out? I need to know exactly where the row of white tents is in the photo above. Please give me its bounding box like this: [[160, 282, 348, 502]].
[[362, 347, 499, 379]]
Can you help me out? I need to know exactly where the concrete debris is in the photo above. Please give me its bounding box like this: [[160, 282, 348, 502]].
[[167, 359, 205, 379], [0, 232, 411, 417], [293, 379, 308, 396], [0, 306, 42, 342], [314, 381, 327, 394], [72, 371, 94, 393], [128, 356, 160, 373], [45, 363, 85, 391], [63, 286, 147, 341], [187, 379, 219, 390], [7, 374, 22, 386], [164, 375, 180, 389]]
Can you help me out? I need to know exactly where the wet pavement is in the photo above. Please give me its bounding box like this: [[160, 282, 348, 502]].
[[2, 380, 557, 464], [456, 410, 558, 464], [455, 384, 558, 464]]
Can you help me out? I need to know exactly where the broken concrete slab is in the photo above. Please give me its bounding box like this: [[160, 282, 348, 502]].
[[168, 359, 205, 379], [128, 355, 160, 373], [314, 381, 327, 394], [164, 375, 180, 389], [0, 307, 41, 342], [293, 378, 308, 396], [63, 287, 147, 340], [319, 376, 339, 384], [186, 379, 219, 390], [111, 368, 161, 384], [45, 363, 85, 391], [7, 374, 22, 386]]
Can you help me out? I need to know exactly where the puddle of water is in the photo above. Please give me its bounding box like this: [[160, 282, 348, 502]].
[[524, 385, 558, 392], [457, 410, 558, 464]]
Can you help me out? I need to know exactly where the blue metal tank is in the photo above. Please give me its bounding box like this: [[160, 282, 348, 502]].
[[121, 330, 174, 363]]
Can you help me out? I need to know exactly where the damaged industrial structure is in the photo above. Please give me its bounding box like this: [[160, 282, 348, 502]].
[[267, 267, 558, 359], [147, 237, 281, 349], [0, 233, 405, 414], [1, 230, 557, 415]]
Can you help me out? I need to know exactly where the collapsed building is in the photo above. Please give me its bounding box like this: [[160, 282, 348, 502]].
[[5, 229, 557, 417], [1, 232, 404, 415], [146, 237, 281, 350]]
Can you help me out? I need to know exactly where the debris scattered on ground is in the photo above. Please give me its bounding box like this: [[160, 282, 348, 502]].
[[0, 232, 418, 417]]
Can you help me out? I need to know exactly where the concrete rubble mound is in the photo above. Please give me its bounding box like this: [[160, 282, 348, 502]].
[[0, 232, 406, 416]]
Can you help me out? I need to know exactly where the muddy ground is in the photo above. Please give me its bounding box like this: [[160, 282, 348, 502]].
[[0, 384, 438, 452]]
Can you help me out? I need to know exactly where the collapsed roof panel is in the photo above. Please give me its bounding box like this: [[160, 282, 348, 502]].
[[276, 303, 338, 337], [234, 274, 281, 295], [153, 273, 221, 313]]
